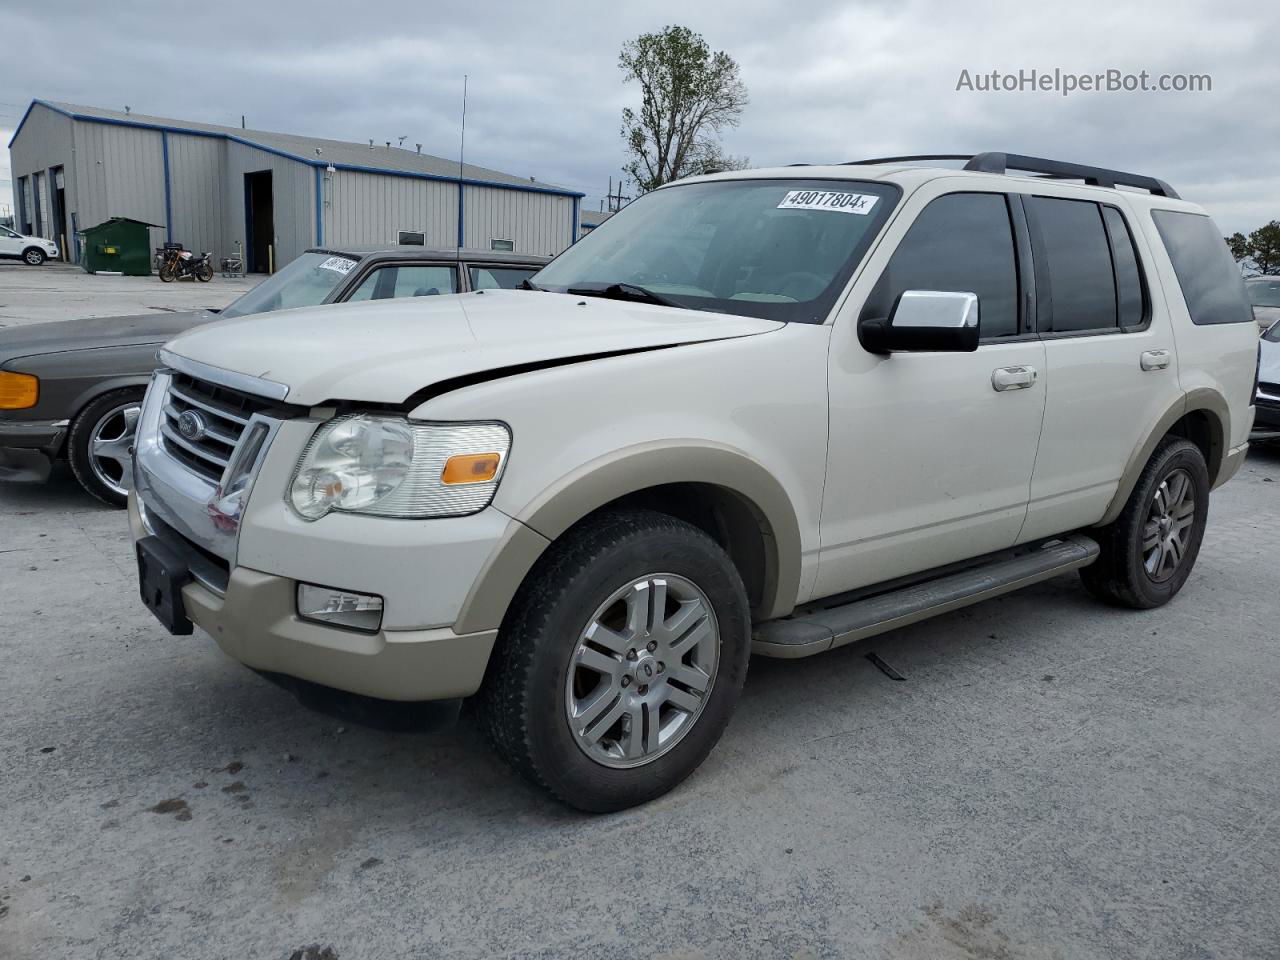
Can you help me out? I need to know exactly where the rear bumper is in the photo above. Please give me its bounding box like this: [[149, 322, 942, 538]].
[[0, 418, 66, 482], [1251, 397, 1280, 439]]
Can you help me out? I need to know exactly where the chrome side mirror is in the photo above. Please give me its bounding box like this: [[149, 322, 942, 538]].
[[858, 290, 980, 353]]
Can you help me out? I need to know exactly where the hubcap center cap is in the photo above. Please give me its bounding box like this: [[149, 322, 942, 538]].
[[629, 652, 660, 687]]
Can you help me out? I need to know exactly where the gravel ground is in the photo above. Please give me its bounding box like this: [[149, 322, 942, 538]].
[[1, 448, 1277, 959]]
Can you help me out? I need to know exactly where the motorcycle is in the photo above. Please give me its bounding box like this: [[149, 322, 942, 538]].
[[158, 245, 214, 283]]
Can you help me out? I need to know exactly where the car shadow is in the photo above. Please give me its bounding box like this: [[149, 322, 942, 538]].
[[0, 462, 114, 514]]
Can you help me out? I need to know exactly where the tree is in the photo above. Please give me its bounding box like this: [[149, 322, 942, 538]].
[[1224, 221, 1280, 276], [619, 25, 749, 193]]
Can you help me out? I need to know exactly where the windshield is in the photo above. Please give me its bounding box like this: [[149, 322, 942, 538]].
[[534, 179, 899, 323], [220, 252, 359, 319], [1247, 278, 1280, 309]]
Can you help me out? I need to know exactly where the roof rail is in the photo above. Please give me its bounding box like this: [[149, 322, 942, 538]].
[[845, 152, 1179, 199]]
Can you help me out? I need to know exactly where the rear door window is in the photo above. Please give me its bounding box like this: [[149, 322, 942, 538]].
[[1152, 210, 1253, 325], [1101, 206, 1146, 329], [469, 265, 538, 290], [1026, 197, 1117, 333], [865, 192, 1020, 338], [346, 264, 459, 301]]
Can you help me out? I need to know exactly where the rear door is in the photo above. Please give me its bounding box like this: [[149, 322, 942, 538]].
[[818, 186, 1048, 596], [1018, 194, 1181, 542], [0, 226, 22, 257]]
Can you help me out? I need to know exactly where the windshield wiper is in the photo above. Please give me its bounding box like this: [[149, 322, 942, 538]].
[[518, 278, 544, 291], [566, 282, 682, 309]]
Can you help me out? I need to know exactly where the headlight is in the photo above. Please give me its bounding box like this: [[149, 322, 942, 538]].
[[288, 414, 510, 520]]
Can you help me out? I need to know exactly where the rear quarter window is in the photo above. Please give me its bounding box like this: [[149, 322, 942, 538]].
[[1151, 210, 1253, 326]]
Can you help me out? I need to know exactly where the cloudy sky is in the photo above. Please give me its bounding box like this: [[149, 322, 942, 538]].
[[2, 0, 1276, 234]]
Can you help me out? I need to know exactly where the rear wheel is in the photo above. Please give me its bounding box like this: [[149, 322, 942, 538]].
[[1080, 437, 1209, 608], [68, 389, 145, 508], [479, 509, 750, 812], [23, 247, 46, 266], [197, 260, 213, 282]]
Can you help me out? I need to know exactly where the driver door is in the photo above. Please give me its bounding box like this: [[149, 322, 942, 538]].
[[816, 187, 1047, 597]]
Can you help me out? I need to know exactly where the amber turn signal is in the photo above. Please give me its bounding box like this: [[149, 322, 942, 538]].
[[441, 452, 502, 485], [0, 371, 39, 410]]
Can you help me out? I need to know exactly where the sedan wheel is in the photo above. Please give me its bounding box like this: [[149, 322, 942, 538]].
[[68, 389, 147, 507]]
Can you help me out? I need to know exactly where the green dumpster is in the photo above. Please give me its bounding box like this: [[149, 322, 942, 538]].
[[81, 217, 158, 276]]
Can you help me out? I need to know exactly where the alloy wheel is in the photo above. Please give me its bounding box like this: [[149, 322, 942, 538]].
[[1143, 467, 1195, 582], [88, 401, 142, 498], [564, 573, 720, 769]]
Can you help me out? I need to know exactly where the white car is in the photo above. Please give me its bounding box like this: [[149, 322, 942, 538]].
[[0, 225, 59, 265], [129, 153, 1259, 811]]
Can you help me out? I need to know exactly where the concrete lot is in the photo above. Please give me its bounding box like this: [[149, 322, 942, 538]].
[[0, 261, 259, 328], [1, 273, 1278, 958], [0, 454, 1276, 959]]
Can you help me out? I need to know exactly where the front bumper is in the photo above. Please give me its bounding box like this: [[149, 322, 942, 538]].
[[130, 493, 498, 701], [0, 418, 67, 482]]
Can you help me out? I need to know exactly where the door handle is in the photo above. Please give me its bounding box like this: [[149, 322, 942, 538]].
[[1140, 350, 1171, 371], [992, 365, 1038, 392]]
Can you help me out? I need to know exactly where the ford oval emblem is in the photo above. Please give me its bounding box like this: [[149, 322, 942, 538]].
[[177, 409, 208, 442]]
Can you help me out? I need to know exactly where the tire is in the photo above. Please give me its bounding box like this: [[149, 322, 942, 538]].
[[23, 247, 46, 266], [197, 260, 213, 282], [159, 261, 176, 282], [67, 388, 145, 508], [479, 509, 751, 812], [1079, 437, 1210, 609]]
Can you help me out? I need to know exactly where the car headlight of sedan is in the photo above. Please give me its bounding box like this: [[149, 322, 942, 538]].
[[288, 414, 510, 520]]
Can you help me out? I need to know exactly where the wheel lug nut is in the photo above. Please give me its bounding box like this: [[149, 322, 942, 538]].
[[646, 640, 657, 652], [656, 662, 665, 673], [638, 685, 648, 695], [621, 677, 631, 687], [626, 649, 637, 661]]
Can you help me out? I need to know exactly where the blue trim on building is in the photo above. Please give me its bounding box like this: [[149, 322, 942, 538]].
[[11, 100, 586, 200], [314, 167, 324, 245], [161, 131, 173, 242], [571, 196, 580, 244]]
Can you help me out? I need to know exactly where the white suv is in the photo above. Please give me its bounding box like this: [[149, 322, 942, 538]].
[[0, 225, 59, 265], [130, 153, 1259, 811]]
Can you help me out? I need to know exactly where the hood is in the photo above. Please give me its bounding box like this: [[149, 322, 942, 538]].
[[164, 290, 783, 406], [0, 310, 217, 362]]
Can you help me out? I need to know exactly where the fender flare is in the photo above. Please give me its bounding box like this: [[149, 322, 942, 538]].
[[1098, 388, 1229, 526], [453, 441, 804, 634]]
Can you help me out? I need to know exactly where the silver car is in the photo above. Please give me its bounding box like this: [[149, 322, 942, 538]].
[[1245, 276, 1280, 332]]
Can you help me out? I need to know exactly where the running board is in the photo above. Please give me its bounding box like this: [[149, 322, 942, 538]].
[[753, 535, 1100, 659]]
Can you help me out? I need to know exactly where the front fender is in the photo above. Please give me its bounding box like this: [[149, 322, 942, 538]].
[[453, 441, 803, 634]]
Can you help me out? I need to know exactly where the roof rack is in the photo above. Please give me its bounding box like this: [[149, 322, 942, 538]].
[[844, 152, 1179, 199]]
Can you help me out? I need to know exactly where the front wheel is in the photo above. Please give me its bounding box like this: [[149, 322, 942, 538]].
[[23, 247, 46, 265], [158, 260, 176, 282], [67, 389, 145, 507], [1080, 437, 1210, 608], [480, 510, 750, 812]]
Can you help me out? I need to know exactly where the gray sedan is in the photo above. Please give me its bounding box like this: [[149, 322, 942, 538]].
[[0, 247, 547, 505]]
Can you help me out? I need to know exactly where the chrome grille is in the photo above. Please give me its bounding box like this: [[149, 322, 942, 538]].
[[160, 373, 276, 483]]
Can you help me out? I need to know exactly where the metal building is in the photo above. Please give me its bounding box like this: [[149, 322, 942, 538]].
[[7, 100, 584, 270]]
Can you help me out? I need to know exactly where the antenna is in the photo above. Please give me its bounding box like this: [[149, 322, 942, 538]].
[[459, 74, 468, 180]]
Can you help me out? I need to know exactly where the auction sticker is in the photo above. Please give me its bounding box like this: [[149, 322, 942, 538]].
[[318, 256, 357, 274], [777, 190, 878, 215]]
